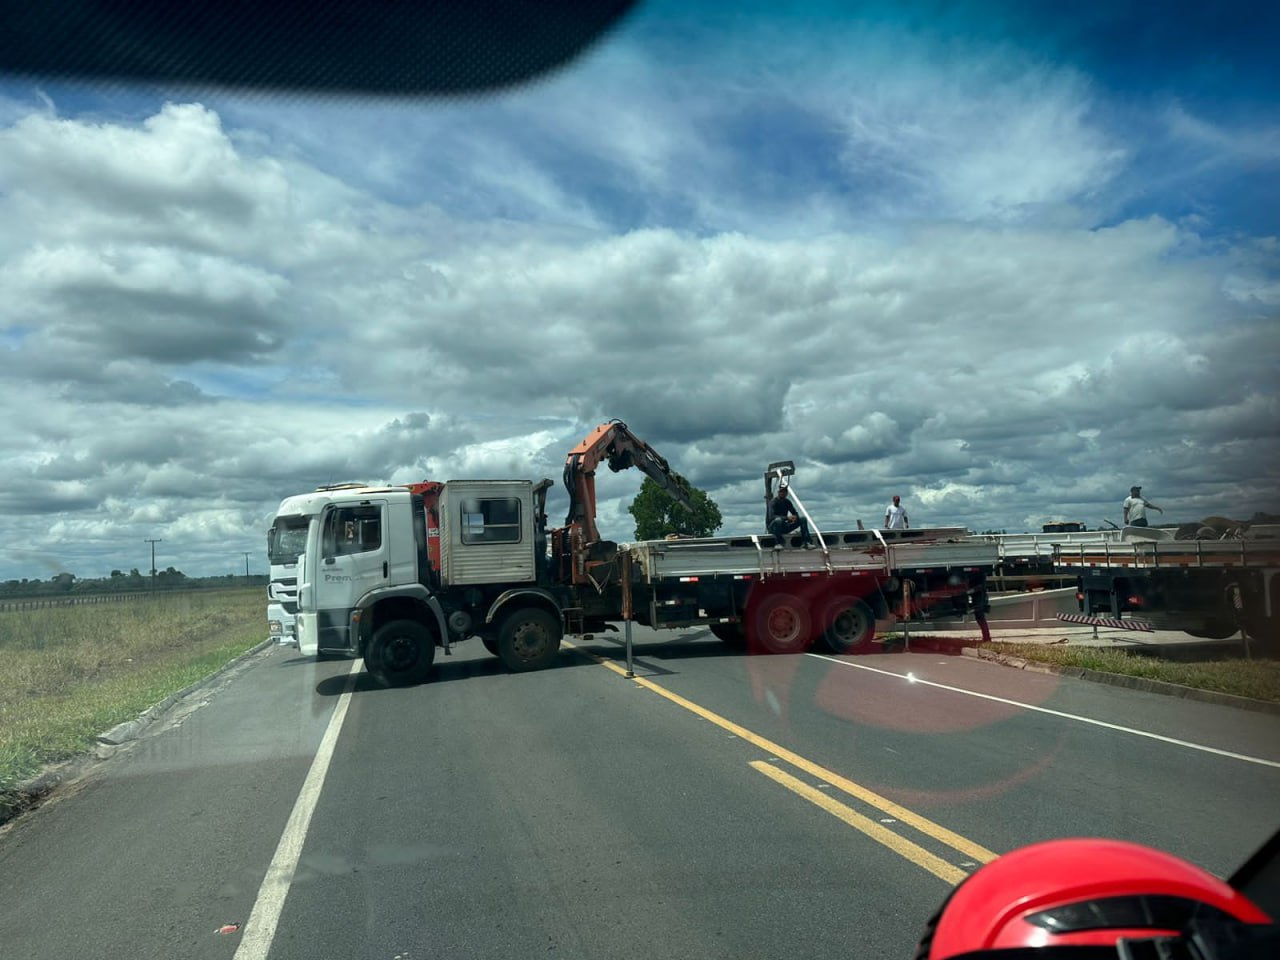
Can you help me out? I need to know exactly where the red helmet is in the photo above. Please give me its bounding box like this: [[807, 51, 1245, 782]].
[[918, 838, 1272, 959]]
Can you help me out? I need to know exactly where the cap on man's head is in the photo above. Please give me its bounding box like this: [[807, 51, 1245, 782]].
[[893, 494, 901, 502], [1131, 485, 1141, 493]]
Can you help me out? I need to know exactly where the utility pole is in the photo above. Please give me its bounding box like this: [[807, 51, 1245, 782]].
[[144, 538, 162, 591], [242, 552, 251, 578]]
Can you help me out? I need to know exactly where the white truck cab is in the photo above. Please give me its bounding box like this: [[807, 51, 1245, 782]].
[[266, 509, 311, 645], [294, 479, 555, 681], [269, 482, 374, 654], [296, 488, 420, 655]]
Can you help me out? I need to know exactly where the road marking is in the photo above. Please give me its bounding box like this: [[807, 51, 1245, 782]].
[[807, 654, 1280, 770], [750, 761, 969, 885], [234, 659, 362, 960], [564, 640, 996, 866]]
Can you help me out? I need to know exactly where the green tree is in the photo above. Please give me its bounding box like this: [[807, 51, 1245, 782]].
[[628, 476, 723, 541], [156, 566, 187, 588]]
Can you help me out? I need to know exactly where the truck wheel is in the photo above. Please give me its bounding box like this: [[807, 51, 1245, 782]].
[[709, 623, 745, 647], [364, 619, 435, 687], [1244, 620, 1278, 658], [1241, 610, 1277, 657], [480, 634, 499, 656], [820, 597, 876, 654], [751, 593, 812, 654], [497, 608, 562, 673], [1184, 620, 1237, 640]]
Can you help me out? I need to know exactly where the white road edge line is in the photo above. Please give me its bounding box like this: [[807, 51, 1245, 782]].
[[806, 653, 1280, 770], [234, 658, 363, 960]]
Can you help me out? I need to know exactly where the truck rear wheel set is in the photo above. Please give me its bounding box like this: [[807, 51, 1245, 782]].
[[751, 592, 812, 654], [820, 596, 877, 654], [742, 585, 879, 656]]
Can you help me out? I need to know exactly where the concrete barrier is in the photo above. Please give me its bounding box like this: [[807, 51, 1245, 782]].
[[917, 587, 1078, 631], [986, 586, 1078, 623]]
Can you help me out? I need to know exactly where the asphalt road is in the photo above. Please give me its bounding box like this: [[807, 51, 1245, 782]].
[[2, 625, 1278, 960]]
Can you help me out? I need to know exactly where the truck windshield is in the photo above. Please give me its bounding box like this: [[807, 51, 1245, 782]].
[[268, 519, 310, 565]]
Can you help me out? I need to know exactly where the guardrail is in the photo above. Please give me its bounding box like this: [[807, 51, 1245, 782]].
[[0, 587, 254, 613]]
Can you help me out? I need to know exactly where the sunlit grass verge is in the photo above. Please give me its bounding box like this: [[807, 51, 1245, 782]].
[[0, 589, 263, 804], [978, 642, 1280, 704]]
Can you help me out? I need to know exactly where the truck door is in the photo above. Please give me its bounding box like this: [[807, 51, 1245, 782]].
[[314, 500, 388, 653]]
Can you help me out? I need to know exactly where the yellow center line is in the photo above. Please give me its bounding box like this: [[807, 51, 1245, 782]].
[[564, 639, 998, 867], [749, 761, 970, 885]]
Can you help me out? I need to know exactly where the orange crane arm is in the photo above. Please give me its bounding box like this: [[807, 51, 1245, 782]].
[[562, 419, 692, 544]]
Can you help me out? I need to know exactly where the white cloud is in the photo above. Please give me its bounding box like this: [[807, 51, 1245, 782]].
[[1164, 103, 1280, 164], [830, 59, 1126, 223], [0, 15, 1274, 580]]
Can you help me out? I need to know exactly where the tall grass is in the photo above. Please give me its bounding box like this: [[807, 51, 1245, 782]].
[[0, 589, 264, 803]]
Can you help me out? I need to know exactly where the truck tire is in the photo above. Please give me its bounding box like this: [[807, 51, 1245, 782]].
[[364, 619, 435, 687], [480, 633, 500, 657], [1244, 617, 1278, 658], [1238, 600, 1276, 655], [751, 592, 812, 655], [1184, 620, 1237, 640], [497, 607, 562, 673], [709, 623, 745, 647], [820, 596, 876, 654]]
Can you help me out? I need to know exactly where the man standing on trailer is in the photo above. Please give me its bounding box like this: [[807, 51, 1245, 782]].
[[768, 482, 814, 549], [1123, 485, 1162, 527], [884, 494, 909, 529]]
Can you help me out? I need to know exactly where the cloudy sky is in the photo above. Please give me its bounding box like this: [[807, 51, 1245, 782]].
[[1, 1, 1277, 580]]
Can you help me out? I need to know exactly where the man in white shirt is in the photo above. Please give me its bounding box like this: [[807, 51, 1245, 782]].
[[885, 494, 909, 529], [1122, 485, 1162, 527]]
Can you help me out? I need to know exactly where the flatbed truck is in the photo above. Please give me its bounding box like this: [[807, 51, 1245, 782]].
[[292, 422, 1000, 685], [1052, 526, 1280, 653]]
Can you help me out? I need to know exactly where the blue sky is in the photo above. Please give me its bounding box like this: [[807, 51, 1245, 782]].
[[0, 1, 1276, 579]]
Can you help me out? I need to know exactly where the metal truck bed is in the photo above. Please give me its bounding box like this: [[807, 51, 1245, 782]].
[[972, 530, 1122, 562], [1054, 537, 1280, 571], [623, 527, 997, 581]]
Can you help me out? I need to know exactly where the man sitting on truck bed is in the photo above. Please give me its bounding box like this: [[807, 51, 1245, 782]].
[[768, 482, 815, 549]]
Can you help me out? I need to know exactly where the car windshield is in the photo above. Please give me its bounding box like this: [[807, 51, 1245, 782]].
[[1, 3, 1277, 959]]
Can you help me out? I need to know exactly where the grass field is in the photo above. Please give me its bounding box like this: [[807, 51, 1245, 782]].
[[0, 589, 263, 806], [979, 641, 1280, 703]]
